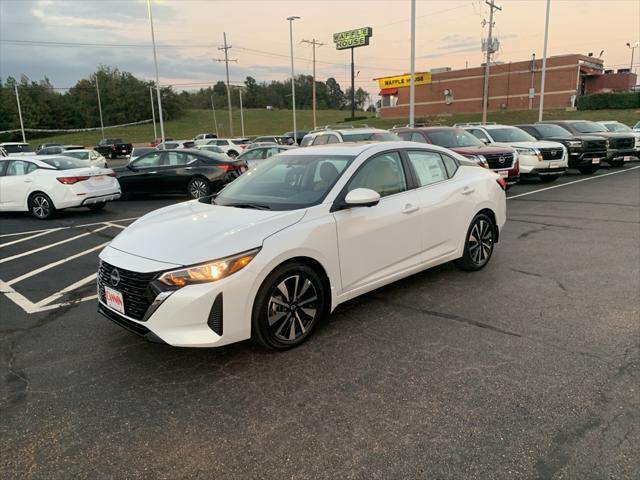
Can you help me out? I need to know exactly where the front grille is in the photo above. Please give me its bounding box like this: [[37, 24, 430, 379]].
[[539, 147, 564, 160], [484, 153, 515, 169], [584, 139, 607, 152], [99, 304, 151, 336], [98, 262, 158, 321], [610, 137, 634, 149]]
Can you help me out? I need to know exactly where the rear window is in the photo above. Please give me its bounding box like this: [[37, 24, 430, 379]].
[[62, 151, 90, 160], [341, 132, 400, 142], [40, 157, 90, 170], [196, 151, 231, 163], [571, 122, 607, 134], [4, 144, 34, 154]]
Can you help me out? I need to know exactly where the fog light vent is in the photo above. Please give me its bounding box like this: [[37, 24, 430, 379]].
[[207, 293, 223, 336]]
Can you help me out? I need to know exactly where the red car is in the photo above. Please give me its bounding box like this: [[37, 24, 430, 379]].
[[149, 137, 174, 147], [392, 126, 520, 187]]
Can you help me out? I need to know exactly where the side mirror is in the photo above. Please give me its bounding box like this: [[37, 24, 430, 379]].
[[344, 188, 381, 208], [480, 137, 490, 144], [127, 164, 137, 172]]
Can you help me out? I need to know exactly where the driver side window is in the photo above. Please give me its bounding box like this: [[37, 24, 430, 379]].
[[469, 129, 490, 143], [133, 152, 162, 168], [347, 152, 407, 198]]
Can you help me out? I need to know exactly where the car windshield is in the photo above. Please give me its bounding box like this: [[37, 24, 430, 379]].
[[534, 124, 572, 138], [489, 128, 536, 143], [425, 130, 484, 148], [40, 157, 90, 169], [571, 122, 607, 133], [341, 131, 400, 142], [4, 144, 34, 153], [603, 122, 631, 132], [215, 154, 355, 211], [62, 151, 90, 160]]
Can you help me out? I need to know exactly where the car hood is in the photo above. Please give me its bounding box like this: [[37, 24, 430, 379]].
[[108, 200, 306, 266], [544, 135, 604, 143], [494, 140, 563, 149], [452, 145, 514, 156], [584, 131, 634, 140]]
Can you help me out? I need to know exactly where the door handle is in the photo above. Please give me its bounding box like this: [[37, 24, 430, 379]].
[[148, 171, 158, 174], [24, 178, 33, 183], [462, 185, 475, 195], [402, 203, 419, 214], [184, 167, 194, 170]]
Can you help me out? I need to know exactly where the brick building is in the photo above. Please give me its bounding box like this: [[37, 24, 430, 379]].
[[376, 53, 638, 118]]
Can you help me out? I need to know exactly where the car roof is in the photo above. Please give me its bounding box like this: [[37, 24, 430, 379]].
[[0, 142, 30, 146], [277, 140, 456, 157]]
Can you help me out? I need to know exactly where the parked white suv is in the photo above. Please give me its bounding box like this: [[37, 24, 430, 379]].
[[301, 126, 400, 146], [457, 123, 567, 182], [201, 138, 250, 157]]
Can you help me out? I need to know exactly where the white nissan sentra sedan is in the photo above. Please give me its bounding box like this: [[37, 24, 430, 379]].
[[97, 142, 506, 350]]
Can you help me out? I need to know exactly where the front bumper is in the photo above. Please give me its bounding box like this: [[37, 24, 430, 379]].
[[607, 148, 637, 161], [568, 151, 607, 168], [518, 153, 568, 176], [97, 247, 255, 347]]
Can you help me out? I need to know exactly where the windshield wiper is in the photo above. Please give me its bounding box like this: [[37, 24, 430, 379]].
[[224, 202, 272, 210]]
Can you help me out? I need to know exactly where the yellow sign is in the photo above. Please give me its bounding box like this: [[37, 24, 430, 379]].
[[333, 27, 373, 50], [377, 73, 432, 90]]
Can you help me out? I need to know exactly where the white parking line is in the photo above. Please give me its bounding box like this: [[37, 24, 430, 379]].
[[0, 225, 110, 264], [0, 279, 39, 313], [0, 216, 140, 239], [507, 166, 640, 200], [6, 242, 110, 286], [0, 228, 64, 248], [35, 273, 97, 308]]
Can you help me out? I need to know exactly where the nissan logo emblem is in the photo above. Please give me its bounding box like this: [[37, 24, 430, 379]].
[[551, 150, 557, 156], [498, 156, 506, 163], [110, 269, 121, 287]]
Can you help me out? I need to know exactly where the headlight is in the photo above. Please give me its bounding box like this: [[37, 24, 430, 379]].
[[605, 139, 610, 148], [568, 140, 582, 148], [158, 248, 260, 287], [515, 147, 537, 155], [469, 154, 488, 168]]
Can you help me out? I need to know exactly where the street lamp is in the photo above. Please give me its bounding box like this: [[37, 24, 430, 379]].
[[287, 16, 300, 142], [147, 0, 166, 149], [626, 41, 639, 73]]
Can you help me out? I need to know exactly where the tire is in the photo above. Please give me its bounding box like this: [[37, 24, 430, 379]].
[[87, 202, 106, 211], [29, 192, 56, 220], [578, 165, 599, 175], [109, 151, 116, 160], [539, 174, 560, 183], [187, 177, 211, 199], [252, 262, 327, 350], [455, 213, 496, 272], [608, 159, 624, 168], [227, 150, 238, 158]]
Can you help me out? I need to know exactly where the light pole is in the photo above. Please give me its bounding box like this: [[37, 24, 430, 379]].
[[14, 84, 26, 143], [627, 41, 639, 73], [147, 0, 166, 149], [287, 16, 300, 143], [210, 95, 219, 137], [538, 0, 551, 122], [95, 72, 105, 140], [238, 86, 245, 137], [149, 86, 157, 140], [409, 0, 416, 126]]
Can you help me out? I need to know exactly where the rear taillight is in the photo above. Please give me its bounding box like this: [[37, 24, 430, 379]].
[[218, 164, 240, 172], [111, 145, 116, 150], [57, 176, 90, 184], [496, 177, 507, 191]]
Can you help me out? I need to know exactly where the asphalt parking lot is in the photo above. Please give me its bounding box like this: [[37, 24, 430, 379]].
[[1, 164, 639, 479]]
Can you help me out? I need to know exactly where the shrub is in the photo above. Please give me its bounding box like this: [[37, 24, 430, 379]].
[[577, 92, 640, 110]]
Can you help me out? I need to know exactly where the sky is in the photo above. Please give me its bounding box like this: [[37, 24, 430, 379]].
[[1, 0, 639, 99]]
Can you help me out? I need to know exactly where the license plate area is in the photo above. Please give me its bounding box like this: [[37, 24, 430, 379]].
[[592, 158, 600, 164], [104, 286, 125, 314]]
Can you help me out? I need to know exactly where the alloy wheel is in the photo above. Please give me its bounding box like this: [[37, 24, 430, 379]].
[[32, 195, 51, 219], [267, 274, 318, 342], [467, 218, 493, 266], [189, 179, 209, 198]]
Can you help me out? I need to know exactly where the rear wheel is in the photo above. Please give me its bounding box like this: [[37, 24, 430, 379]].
[[608, 158, 624, 168], [578, 165, 599, 175], [227, 150, 238, 158], [252, 262, 327, 350], [87, 202, 106, 211], [455, 213, 495, 271], [187, 177, 211, 199], [539, 174, 560, 183], [29, 192, 56, 220]]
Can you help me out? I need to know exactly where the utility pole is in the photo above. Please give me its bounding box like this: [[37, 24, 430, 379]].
[[350, 48, 355, 120], [216, 32, 237, 137], [150, 86, 157, 140], [287, 16, 300, 142], [528, 53, 536, 110], [481, 0, 501, 123], [147, 0, 166, 148], [409, 0, 416, 126], [238, 87, 245, 137], [95, 72, 105, 140], [14, 84, 26, 143], [302, 38, 324, 129], [538, 0, 551, 121], [210, 95, 219, 137]]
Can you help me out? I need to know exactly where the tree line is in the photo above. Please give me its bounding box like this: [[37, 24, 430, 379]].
[[0, 66, 371, 141]]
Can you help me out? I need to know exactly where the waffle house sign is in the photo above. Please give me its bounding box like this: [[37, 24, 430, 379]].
[[377, 73, 432, 89], [333, 27, 373, 50]]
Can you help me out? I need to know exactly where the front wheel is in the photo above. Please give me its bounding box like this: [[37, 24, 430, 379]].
[[227, 150, 238, 158], [578, 165, 599, 175], [539, 174, 560, 183], [455, 213, 495, 271], [252, 262, 327, 350], [187, 177, 211, 199], [29, 192, 56, 220]]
